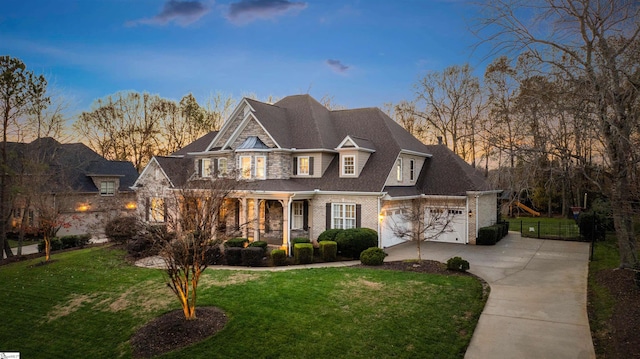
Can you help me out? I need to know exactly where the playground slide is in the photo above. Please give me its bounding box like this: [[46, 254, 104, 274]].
[[515, 201, 541, 217]]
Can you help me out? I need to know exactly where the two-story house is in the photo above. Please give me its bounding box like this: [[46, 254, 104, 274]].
[[133, 95, 499, 252]]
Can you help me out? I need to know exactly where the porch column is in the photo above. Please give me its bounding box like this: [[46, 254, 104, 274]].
[[253, 198, 260, 242], [240, 197, 248, 238], [279, 198, 290, 255]]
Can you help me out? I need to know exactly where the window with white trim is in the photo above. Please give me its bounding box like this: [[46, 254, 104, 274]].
[[240, 156, 251, 179], [201, 158, 211, 177], [342, 155, 355, 175], [396, 158, 403, 181], [292, 202, 304, 229], [100, 181, 115, 196], [150, 197, 165, 222], [255, 156, 266, 179], [218, 158, 228, 176], [332, 203, 356, 229], [409, 159, 415, 181], [298, 156, 309, 175]]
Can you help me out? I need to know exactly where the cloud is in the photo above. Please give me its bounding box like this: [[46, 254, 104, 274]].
[[227, 0, 307, 24], [127, 0, 210, 27], [326, 59, 349, 74]]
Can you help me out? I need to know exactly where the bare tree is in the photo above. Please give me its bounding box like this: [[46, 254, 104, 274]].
[[390, 199, 457, 261], [476, 0, 640, 268], [150, 176, 238, 320]]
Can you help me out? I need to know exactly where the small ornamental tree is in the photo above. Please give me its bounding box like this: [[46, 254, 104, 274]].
[[390, 198, 456, 261], [151, 176, 238, 320]]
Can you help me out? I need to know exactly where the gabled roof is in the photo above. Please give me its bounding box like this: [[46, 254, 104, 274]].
[[172, 131, 218, 156], [7, 137, 138, 193], [154, 156, 194, 187]]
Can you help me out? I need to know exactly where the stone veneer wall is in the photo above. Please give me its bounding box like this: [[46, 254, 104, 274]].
[[309, 194, 380, 241]]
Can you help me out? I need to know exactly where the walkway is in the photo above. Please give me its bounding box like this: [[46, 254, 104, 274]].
[[386, 233, 596, 359]]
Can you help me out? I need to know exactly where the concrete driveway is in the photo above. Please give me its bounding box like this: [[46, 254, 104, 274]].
[[386, 232, 596, 359]]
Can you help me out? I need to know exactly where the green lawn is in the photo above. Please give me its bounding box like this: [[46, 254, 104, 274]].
[[8, 239, 39, 248], [0, 247, 486, 358], [507, 217, 581, 239]]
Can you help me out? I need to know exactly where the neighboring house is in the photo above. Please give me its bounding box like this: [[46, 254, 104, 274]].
[[7, 137, 138, 238], [133, 95, 499, 252]]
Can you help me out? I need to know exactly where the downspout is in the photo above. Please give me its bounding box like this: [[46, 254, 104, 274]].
[[475, 195, 480, 244], [465, 197, 469, 244]]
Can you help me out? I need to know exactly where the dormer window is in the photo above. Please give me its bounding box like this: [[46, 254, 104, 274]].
[[410, 159, 415, 181], [396, 158, 403, 182], [100, 181, 115, 196], [342, 155, 355, 176], [293, 156, 314, 176]]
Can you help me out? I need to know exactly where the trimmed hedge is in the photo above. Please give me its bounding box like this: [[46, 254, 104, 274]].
[[59, 234, 91, 249], [241, 247, 264, 267], [317, 229, 343, 242], [291, 237, 311, 244], [225, 237, 249, 248], [38, 237, 63, 252], [319, 241, 337, 262], [360, 247, 386, 266], [334, 228, 378, 259], [294, 243, 313, 264], [447, 256, 470, 272], [249, 240, 268, 252], [270, 249, 287, 266], [477, 226, 499, 245], [225, 247, 243, 265]]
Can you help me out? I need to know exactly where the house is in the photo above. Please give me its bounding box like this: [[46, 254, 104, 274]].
[[133, 95, 499, 252], [7, 137, 139, 238]]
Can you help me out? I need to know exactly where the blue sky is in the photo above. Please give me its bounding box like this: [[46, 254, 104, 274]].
[[0, 0, 489, 114]]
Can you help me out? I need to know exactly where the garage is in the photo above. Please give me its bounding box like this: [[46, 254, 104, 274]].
[[380, 206, 468, 248]]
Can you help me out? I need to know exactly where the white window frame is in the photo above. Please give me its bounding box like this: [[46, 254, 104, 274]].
[[342, 155, 355, 176], [396, 158, 403, 182], [150, 197, 165, 223], [100, 181, 115, 196], [292, 202, 304, 229], [332, 203, 356, 229], [201, 158, 211, 177], [298, 156, 310, 176], [218, 158, 228, 176], [410, 159, 415, 181], [255, 156, 266, 179], [240, 156, 252, 179]]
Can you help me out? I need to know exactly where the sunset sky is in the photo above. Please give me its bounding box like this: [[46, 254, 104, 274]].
[[0, 0, 491, 113]]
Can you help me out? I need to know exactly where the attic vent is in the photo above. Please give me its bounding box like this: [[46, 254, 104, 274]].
[[237, 136, 269, 150]]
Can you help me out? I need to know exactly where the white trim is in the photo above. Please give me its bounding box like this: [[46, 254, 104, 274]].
[[335, 135, 376, 153], [396, 158, 403, 182], [341, 155, 356, 176], [132, 157, 175, 189], [207, 98, 255, 151], [399, 149, 432, 157], [297, 156, 310, 175], [255, 155, 266, 179], [239, 155, 252, 179]]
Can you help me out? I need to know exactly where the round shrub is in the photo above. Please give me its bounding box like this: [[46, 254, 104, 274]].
[[360, 247, 386, 266], [105, 216, 140, 244], [319, 240, 337, 262], [334, 228, 378, 259], [317, 229, 343, 242], [270, 249, 287, 266], [249, 240, 268, 252], [446, 256, 470, 272]]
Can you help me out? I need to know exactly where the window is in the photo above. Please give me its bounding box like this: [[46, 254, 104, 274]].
[[396, 158, 403, 181], [100, 181, 115, 196], [218, 158, 228, 176], [201, 158, 211, 177], [255, 156, 266, 179], [410, 159, 415, 181], [240, 156, 251, 179], [332, 203, 356, 229], [149, 198, 165, 222], [298, 156, 309, 175], [342, 155, 355, 175], [292, 202, 304, 229]]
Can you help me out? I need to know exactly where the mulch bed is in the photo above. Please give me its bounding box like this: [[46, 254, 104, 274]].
[[591, 268, 640, 358]]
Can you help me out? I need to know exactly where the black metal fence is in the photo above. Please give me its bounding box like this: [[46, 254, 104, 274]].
[[512, 220, 582, 241]]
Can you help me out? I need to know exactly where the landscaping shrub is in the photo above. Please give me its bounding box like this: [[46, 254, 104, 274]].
[[249, 240, 268, 252], [38, 237, 63, 252], [291, 237, 311, 244], [334, 228, 378, 259], [241, 247, 264, 267], [360, 247, 386, 266], [578, 211, 607, 242], [477, 226, 498, 245], [225, 247, 243, 266], [225, 237, 249, 248], [294, 243, 313, 264], [270, 249, 287, 266], [59, 235, 90, 249], [319, 241, 337, 262], [317, 229, 343, 242], [205, 245, 224, 265], [447, 256, 470, 272], [126, 237, 157, 259], [105, 216, 140, 244]]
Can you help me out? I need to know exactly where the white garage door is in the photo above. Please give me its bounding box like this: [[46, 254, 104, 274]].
[[380, 207, 467, 247]]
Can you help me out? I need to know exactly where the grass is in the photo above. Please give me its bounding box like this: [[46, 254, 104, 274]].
[[8, 239, 39, 248], [507, 217, 580, 239], [0, 247, 486, 358]]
